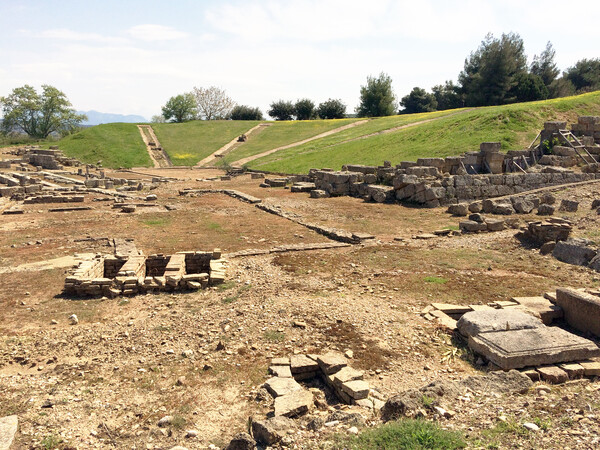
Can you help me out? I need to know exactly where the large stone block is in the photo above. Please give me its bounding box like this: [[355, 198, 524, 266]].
[[468, 327, 600, 370], [555, 288, 600, 337], [552, 239, 597, 266], [457, 309, 543, 337], [511, 296, 563, 324]]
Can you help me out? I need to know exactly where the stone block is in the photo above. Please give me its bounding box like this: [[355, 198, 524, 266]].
[[317, 352, 347, 375], [559, 199, 579, 212], [537, 365, 568, 384], [558, 363, 584, 378], [447, 203, 468, 216], [457, 309, 543, 337], [269, 365, 292, 378], [264, 376, 302, 398], [274, 390, 313, 417], [431, 303, 472, 314], [332, 366, 364, 387], [555, 288, 600, 337], [467, 327, 600, 370], [460, 220, 487, 233], [486, 218, 505, 232], [580, 360, 600, 376], [0, 415, 18, 450], [290, 354, 319, 375], [552, 239, 597, 266], [341, 380, 370, 400]]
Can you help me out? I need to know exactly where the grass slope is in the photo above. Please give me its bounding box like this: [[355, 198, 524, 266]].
[[153, 120, 260, 166], [56, 123, 151, 168], [221, 118, 361, 164], [249, 91, 600, 173]]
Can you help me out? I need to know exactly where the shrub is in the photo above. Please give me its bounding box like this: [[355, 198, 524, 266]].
[[317, 98, 347, 119], [230, 105, 264, 120], [268, 100, 295, 121]]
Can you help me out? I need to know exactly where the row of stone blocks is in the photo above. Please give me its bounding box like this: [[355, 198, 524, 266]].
[[64, 250, 226, 297], [264, 352, 374, 418], [24, 194, 84, 204]]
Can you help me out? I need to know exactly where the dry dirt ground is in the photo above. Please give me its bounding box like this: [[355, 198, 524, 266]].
[[1, 160, 600, 449]]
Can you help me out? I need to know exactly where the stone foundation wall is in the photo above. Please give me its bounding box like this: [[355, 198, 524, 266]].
[[64, 250, 226, 297]]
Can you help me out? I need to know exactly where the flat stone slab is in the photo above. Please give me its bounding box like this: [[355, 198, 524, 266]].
[[468, 327, 600, 370], [341, 380, 370, 400], [269, 365, 292, 378], [431, 303, 472, 314], [290, 354, 319, 374], [580, 360, 600, 376], [264, 377, 302, 398], [511, 296, 563, 324], [457, 309, 543, 337], [317, 352, 347, 375], [537, 365, 568, 384], [332, 366, 363, 387], [274, 390, 313, 417], [0, 415, 18, 450]]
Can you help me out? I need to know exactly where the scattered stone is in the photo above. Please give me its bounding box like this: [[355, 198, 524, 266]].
[[512, 197, 535, 214], [225, 432, 256, 450], [559, 199, 579, 212], [145, 194, 158, 201], [468, 201, 482, 213], [539, 192, 556, 205], [158, 415, 173, 427], [540, 241, 556, 255], [251, 416, 296, 446], [537, 204, 555, 215], [68, 314, 79, 325], [447, 203, 468, 216], [523, 422, 540, 432], [552, 239, 597, 266], [317, 352, 347, 374], [269, 365, 292, 378], [307, 417, 324, 431], [264, 377, 302, 398]]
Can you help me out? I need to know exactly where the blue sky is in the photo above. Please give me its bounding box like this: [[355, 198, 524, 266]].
[[1, 0, 599, 119]]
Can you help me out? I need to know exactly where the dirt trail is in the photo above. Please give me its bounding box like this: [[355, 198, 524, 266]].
[[196, 123, 271, 168], [137, 125, 173, 168], [230, 120, 369, 167]]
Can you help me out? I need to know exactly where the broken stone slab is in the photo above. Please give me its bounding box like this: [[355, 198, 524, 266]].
[[457, 309, 543, 337], [510, 296, 563, 325], [0, 415, 18, 450], [555, 288, 600, 336], [317, 352, 347, 375], [486, 218, 505, 232], [269, 365, 292, 378], [274, 389, 314, 417], [251, 416, 296, 446], [459, 220, 487, 233], [468, 327, 600, 370], [536, 365, 569, 384], [263, 377, 302, 398], [552, 239, 597, 266], [447, 203, 468, 216], [225, 432, 255, 450], [430, 310, 457, 330], [271, 357, 289, 366]]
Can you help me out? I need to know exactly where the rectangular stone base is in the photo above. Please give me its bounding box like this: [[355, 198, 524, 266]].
[[469, 327, 600, 370]]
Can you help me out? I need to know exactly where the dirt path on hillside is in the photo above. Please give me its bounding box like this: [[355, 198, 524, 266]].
[[137, 125, 173, 168], [230, 119, 369, 167], [196, 123, 272, 168]]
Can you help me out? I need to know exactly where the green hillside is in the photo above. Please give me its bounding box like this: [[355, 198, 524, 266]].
[[153, 120, 260, 166], [220, 118, 361, 165], [57, 123, 151, 168], [248, 91, 600, 173]]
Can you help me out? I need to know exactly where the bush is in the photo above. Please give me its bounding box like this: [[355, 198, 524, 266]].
[[317, 98, 347, 119], [400, 87, 438, 114], [356, 72, 397, 117], [268, 100, 295, 121], [337, 418, 466, 449], [230, 105, 264, 120]]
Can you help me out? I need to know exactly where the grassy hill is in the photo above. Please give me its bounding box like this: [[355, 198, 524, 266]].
[[248, 91, 600, 173], [153, 120, 260, 166], [50, 91, 600, 170], [56, 123, 151, 168]]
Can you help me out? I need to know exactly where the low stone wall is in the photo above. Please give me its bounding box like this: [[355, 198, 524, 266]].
[[64, 249, 226, 297]]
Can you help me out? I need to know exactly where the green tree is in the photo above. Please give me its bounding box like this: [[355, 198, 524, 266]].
[[530, 41, 559, 88], [161, 93, 196, 123], [294, 98, 316, 120], [230, 105, 263, 120], [458, 33, 528, 106], [1, 84, 86, 138], [268, 100, 295, 121], [432, 81, 463, 110], [356, 72, 397, 117], [563, 58, 600, 93], [317, 98, 346, 119], [512, 73, 549, 102], [400, 87, 437, 114]]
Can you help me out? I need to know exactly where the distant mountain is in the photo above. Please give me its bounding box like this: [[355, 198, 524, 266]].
[[78, 110, 147, 126]]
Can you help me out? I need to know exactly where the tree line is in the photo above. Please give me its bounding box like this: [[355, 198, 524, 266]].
[[399, 33, 600, 114]]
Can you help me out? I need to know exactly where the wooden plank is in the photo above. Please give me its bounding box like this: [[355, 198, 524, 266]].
[[528, 131, 541, 150]]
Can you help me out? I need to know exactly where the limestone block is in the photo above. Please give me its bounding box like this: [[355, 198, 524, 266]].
[[552, 239, 597, 266], [457, 309, 543, 337], [274, 390, 313, 417], [555, 288, 600, 337], [317, 352, 347, 375], [537, 365, 568, 384]]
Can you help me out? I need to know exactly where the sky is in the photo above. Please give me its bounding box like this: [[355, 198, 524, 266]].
[[1, 0, 599, 120]]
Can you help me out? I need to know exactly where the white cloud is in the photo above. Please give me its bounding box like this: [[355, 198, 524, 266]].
[[37, 28, 128, 44], [127, 24, 189, 42]]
